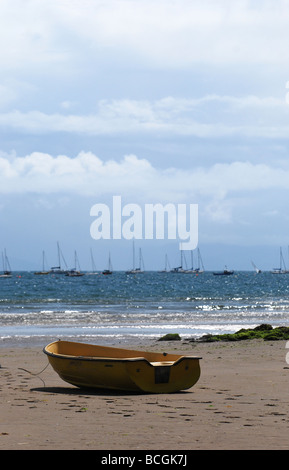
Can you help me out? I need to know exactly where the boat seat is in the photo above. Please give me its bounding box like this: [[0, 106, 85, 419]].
[[150, 361, 174, 366]]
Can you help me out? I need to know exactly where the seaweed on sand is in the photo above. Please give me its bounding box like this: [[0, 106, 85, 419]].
[[197, 324, 289, 342]]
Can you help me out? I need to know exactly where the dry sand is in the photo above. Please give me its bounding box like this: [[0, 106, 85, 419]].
[[1, 338, 289, 450]]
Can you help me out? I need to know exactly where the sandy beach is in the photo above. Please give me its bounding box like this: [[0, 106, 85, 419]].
[[1, 338, 289, 450]]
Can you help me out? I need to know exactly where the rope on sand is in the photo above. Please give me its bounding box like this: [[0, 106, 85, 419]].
[[18, 361, 50, 386]]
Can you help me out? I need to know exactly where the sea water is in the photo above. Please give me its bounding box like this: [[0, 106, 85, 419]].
[[1, 270, 289, 347]]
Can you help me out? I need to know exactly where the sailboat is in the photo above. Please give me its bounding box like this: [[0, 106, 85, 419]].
[[170, 246, 188, 273], [271, 247, 289, 274], [86, 249, 98, 275], [102, 252, 113, 275], [66, 251, 85, 277], [50, 242, 68, 274], [158, 254, 171, 273], [191, 248, 205, 273], [34, 251, 50, 275], [0, 250, 12, 278], [126, 242, 144, 274], [251, 260, 261, 274]]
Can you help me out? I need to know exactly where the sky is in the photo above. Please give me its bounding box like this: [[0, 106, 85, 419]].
[[1, 0, 289, 271]]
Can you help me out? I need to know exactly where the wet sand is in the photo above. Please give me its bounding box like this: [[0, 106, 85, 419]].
[[1, 338, 289, 450]]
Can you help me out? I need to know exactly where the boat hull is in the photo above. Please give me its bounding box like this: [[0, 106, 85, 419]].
[[43, 340, 201, 393], [213, 271, 234, 276]]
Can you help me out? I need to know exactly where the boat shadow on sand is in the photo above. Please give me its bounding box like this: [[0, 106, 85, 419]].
[[30, 385, 191, 396]]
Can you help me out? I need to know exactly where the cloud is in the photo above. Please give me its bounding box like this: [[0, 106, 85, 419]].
[[0, 1, 68, 72], [1, 0, 289, 75], [0, 152, 155, 196], [60, 101, 77, 110], [49, 0, 289, 67], [1, 150, 289, 253], [0, 94, 287, 138], [1, 151, 289, 202]]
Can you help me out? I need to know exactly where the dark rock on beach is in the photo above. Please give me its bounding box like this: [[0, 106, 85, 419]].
[[158, 333, 182, 341]]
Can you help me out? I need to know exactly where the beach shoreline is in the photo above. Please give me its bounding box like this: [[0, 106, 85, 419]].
[[1, 337, 289, 450]]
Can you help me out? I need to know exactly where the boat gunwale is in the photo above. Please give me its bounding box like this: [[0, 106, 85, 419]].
[[43, 342, 201, 367]]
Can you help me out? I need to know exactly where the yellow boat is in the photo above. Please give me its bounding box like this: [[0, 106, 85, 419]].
[[43, 340, 201, 393]]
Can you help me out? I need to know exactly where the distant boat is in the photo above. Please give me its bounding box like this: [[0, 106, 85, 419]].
[[126, 243, 144, 274], [102, 252, 113, 275], [66, 270, 84, 277], [34, 251, 50, 275], [170, 247, 189, 273], [50, 242, 68, 274], [189, 248, 205, 274], [271, 247, 289, 274], [170, 265, 187, 273], [0, 250, 12, 278], [213, 266, 234, 276], [196, 248, 205, 273], [86, 249, 98, 275], [251, 260, 261, 274], [66, 251, 85, 277], [158, 254, 171, 273]]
